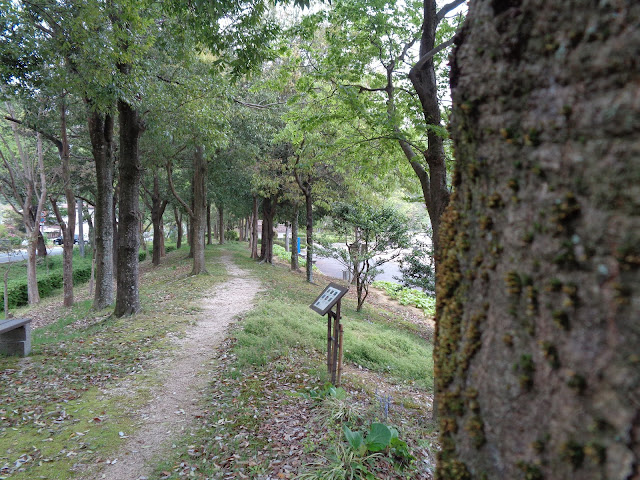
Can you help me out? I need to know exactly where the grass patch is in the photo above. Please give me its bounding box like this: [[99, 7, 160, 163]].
[[230, 244, 433, 389]]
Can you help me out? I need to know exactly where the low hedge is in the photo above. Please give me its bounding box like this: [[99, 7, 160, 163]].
[[4, 264, 93, 310]]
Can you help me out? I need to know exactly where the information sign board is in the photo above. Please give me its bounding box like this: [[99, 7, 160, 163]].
[[310, 282, 349, 316]]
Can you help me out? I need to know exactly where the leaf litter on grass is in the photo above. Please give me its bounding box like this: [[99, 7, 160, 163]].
[[152, 336, 437, 480]]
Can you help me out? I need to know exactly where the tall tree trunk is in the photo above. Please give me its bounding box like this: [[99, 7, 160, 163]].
[[291, 205, 299, 271], [85, 204, 94, 250], [77, 197, 85, 257], [304, 191, 313, 283], [151, 171, 166, 266], [174, 206, 182, 250], [206, 202, 212, 245], [436, 2, 640, 479], [114, 99, 143, 317], [87, 109, 114, 310], [57, 97, 76, 307], [187, 197, 194, 259], [185, 218, 190, 250], [160, 217, 166, 257], [112, 188, 119, 278], [190, 146, 207, 275], [250, 196, 259, 259], [260, 213, 267, 260], [139, 206, 146, 253], [166, 150, 207, 275], [36, 231, 46, 257], [408, 0, 452, 265], [294, 168, 314, 283], [25, 136, 47, 304], [260, 196, 277, 264], [218, 205, 224, 245], [284, 221, 290, 252]]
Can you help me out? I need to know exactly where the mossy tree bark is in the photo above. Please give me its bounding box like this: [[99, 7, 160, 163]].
[[436, 1, 640, 479]]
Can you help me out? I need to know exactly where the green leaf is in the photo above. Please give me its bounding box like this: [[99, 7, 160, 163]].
[[343, 425, 364, 452], [390, 436, 415, 461], [365, 422, 392, 452]]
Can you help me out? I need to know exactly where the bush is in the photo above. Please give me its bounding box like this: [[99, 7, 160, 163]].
[[224, 230, 240, 241], [138, 250, 147, 262], [395, 236, 435, 294], [166, 245, 176, 253], [4, 264, 93, 310]]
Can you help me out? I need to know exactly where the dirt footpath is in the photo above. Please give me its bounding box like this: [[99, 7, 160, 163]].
[[84, 255, 262, 480]]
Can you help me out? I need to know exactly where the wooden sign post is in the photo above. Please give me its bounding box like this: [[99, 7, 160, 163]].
[[310, 282, 349, 386]]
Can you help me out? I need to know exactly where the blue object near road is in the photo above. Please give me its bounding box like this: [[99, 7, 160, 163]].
[[297, 237, 301, 254]]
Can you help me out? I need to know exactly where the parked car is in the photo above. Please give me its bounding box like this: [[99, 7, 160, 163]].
[[53, 235, 78, 245]]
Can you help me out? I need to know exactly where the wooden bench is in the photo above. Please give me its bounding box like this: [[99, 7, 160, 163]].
[[0, 318, 31, 356]]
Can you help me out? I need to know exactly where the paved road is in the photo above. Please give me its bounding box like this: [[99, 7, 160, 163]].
[[302, 246, 404, 283], [0, 246, 63, 264]]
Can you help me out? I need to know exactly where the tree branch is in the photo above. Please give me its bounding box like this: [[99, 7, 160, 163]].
[[49, 195, 66, 229], [166, 160, 194, 219], [437, 0, 466, 21], [77, 195, 95, 207], [397, 37, 418, 65], [232, 98, 286, 110], [4, 115, 64, 155], [410, 38, 454, 76], [343, 84, 387, 94]]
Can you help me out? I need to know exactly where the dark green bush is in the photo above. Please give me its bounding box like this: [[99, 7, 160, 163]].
[[139, 250, 147, 262], [224, 230, 240, 241], [3, 264, 92, 310]]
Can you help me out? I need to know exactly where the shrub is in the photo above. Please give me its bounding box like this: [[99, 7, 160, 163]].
[[166, 245, 176, 253], [3, 264, 92, 310], [224, 230, 240, 241], [138, 250, 147, 262]]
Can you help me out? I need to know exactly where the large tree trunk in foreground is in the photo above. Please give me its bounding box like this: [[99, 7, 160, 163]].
[[436, 2, 640, 479], [114, 99, 143, 317]]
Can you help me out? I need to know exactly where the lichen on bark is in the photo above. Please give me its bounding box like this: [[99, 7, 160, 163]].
[[436, 0, 640, 478]]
